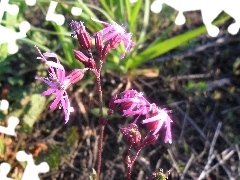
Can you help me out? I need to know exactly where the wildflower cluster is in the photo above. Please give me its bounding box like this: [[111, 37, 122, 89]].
[[34, 17, 173, 180], [35, 18, 135, 124], [109, 89, 172, 178], [111, 89, 172, 145]]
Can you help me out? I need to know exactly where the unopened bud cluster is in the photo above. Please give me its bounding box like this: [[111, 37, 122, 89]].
[[70, 19, 135, 69]]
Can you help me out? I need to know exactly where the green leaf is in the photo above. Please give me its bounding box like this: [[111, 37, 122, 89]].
[[0, 138, 6, 156], [99, 0, 114, 18], [22, 94, 46, 129], [129, 0, 143, 33], [90, 107, 108, 118], [125, 15, 230, 69]]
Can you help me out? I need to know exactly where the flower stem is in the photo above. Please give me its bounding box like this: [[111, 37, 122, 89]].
[[97, 123, 104, 180], [95, 60, 104, 180], [126, 146, 143, 180]]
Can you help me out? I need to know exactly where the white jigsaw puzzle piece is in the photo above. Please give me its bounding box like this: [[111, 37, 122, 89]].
[[0, 100, 19, 136], [0, 99, 9, 111], [0, 0, 31, 54], [16, 151, 49, 180], [46, 1, 65, 25], [25, 0, 36, 6], [151, 0, 240, 37], [0, 116, 19, 136], [0, 163, 14, 180], [0, 21, 30, 54], [71, 6, 82, 16], [0, 0, 19, 21]]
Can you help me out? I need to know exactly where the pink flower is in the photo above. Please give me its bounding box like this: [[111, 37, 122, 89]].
[[142, 108, 172, 144], [35, 47, 87, 123], [91, 18, 135, 59], [114, 89, 151, 117], [114, 89, 173, 144]]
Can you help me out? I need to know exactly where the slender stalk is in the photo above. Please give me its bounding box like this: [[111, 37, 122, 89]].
[[127, 146, 132, 180], [97, 123, 104, 180], [126, 146, 143, 180], [95, 60, 104, 180], [127, 167, 131, 180]]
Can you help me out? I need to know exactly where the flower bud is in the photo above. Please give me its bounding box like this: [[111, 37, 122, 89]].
[[101, 43, 111, 60], [70, 20, 92, 50], [109, 94, 118, 111], [73, 50, 89, 62], [119, 123, 141, 145], [73, 50, 96, 69], [67, 69, 86, 84], [140, 134, 159, 147], [95, 33, 103, 57]]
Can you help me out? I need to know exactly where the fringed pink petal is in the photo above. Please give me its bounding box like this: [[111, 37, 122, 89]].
[[61, 95, 74, 123], [49, 90, 64, 110], [41, 88, 56, 96]]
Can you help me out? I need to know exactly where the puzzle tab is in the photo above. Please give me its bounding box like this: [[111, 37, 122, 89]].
[[0, 162, 14, 180], [0, 0, 84, 54], [0, 151, 50, 180], [151, 0, 240, 37], [0, 0, 31, 54], [0, 100, 19, 136], [16, 151, 49, 180], [0, 99, 9, 111], [0, 116, 19, 136]]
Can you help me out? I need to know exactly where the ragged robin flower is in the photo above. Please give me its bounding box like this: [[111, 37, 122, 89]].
[[114, 89, 151, 117], [91, 18, 135, 59], [114, 89, 173, 144], [142, 107, 172, 144], [35, 46, 87, 123]]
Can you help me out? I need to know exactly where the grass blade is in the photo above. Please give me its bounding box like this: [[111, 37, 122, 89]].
[[125, 15, 230, 69]]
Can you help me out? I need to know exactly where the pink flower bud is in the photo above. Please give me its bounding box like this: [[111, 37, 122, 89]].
[[67, 69, 86, 84], [73, 50, 96, 69], [73, 50, 89, 62], [109, 94, 118, 111], [141, 134, 159, 147], [119, 123, 141, 145], [101, 43, 111, 60], [95, 33, 103, 57], [70, 20, 92, 50]]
